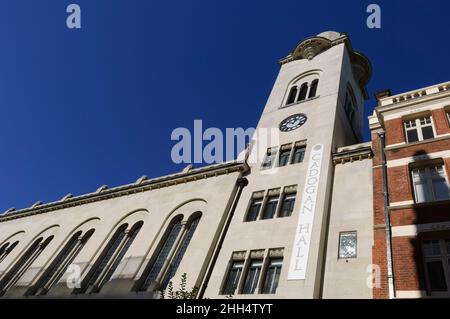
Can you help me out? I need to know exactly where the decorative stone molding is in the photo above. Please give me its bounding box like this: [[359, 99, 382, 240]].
[[252, 191, 265, 199], [283, 185, 297, 194], [0, 161, 246, 223], [267, 188, 281, 197], [232, 251, 246, 261], [268, 248, 284, 258], [250, 250, 265, 259], [332, 146, 373, 165]]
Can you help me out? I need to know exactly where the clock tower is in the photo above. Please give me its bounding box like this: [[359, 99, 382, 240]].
[[203, 31, 372, 298]]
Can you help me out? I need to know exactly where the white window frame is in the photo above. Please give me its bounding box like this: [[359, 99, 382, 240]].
[[404, 116, 436, 143], [422, 239, 450, 296], [446, 111, 450, 126], [411, 165, 450, 203]]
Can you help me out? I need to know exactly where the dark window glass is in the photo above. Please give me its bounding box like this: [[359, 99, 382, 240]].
[[297, 83, 308, 102], [80, 225, 127, 293], [262, 197, 279, 220], [262, 259, 283, 294], [286, 87, 297, 105], [291, 147, 306, 164], [426, 261, 448, 292], [0, 241, 19, 264], [245, 199, 262, 222], [161, 217, 201, 289], [242, 260, 263, 294], [279, 194, 296, 218], [407, 129, 419, 143], [140, 221, 183, 291], [308, 80, 319, 98], [422, 126, 435, 140], [261, 151, 275, 170], [278, 150, 291, 167], [223, 261, 244, 295]]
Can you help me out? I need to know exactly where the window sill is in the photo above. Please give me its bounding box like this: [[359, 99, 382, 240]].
[[279, 96, 320, 109]]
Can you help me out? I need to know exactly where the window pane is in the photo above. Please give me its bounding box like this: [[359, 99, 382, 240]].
[[286, 87, 297, 105], [407, 129, 419, 143], [432, 178, 450, 201], [262, 197, 278, 220], [262, 151, 275, 170], [242, 260, 263, 294], [426, 261, 448, 292], [297, 84, 308, 102], [308, 80, 318, 98], [279, 194, 296, 218], [339, 232, 357, 259], [223, 262, 244, 295], [161, 217, 200, 289], [278, 150, 291, 167], [291, 147, 305, 164], [262, 259, 282, 294], [246, 200, 262, 222], [423, 240, 441, 256], [422, 126, 434, 140], [414, 181, 432, 203], [140, 221, 182, 290]]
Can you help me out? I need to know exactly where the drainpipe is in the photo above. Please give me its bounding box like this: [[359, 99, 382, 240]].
[[197, 176, 248, 298], [379, 133, 396, 299]]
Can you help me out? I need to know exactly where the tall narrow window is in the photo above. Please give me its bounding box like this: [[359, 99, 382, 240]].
[[278, 149, 291, 167], [404, 116, 435, 143], [242, 259, 263, 294], [139, 220, 183, 291], [297, 83, 308, 102], [278, 193, 296, 218], [308, 79, 318, 98], [422, 240, 450, 294], [262, 258, 283, 294], [245, 198, 263, 222], [291, 145, 306, 164], [261, 196, 279, 220], [338, 231, 357, 259], [286, 87, 297, 105], [0, 236, 53, 297], [411, 165, 450, 203], [446, 111, 450, 126], [161, 217, 201, 289], [0, 241, 19, 264], [79, 222, 142, 294], [261, 149, 276, 170], [29, 229, 95, 296], [222, 261, 244, 295]]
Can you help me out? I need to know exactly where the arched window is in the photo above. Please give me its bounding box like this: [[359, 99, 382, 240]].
[[0, 236, 54, 297], [308, 79, 319, 98], [139, 219, 183, 291], [28, 229, 95, 296], [0, 241, 19, 264], [78, 221, 143, 294], [297, 83, 308, 102], [138, 214, 202, 292], [286, 87, 297, 105], [161, 216, 201, 289]]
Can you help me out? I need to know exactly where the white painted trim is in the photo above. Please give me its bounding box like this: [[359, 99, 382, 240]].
[[395, 290, 427, 298], [392, 221, 450, 237], [390, 200, 414, 207], [387, 150, 450, 168], [386, 142, 406, 148]]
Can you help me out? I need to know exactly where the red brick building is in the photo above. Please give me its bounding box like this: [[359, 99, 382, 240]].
[[370, 82, 450, 298]]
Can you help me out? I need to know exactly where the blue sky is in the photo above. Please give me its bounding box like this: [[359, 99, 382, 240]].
[[0, 0, 449, 212]]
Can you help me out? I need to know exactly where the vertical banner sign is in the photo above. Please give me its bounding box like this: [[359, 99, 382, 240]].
[[288, 144, 324, 280]]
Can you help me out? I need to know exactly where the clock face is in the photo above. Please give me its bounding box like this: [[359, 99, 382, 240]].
[[279, 114, 307, 132]]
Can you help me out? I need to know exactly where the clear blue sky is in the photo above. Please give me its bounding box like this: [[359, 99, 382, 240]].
[[0, 0, 449, 212]]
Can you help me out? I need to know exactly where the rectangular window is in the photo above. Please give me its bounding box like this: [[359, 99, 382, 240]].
[[261, 196, 279, 220], [245, 198, 263, 222], [338, 231, 357, 259], [291, 146, 306, 164], [278, 193, 296, 218], [422, 240, 450, 294], [222, 261, 244, 295], [242, 260, 263, 294], [261, 149, 276, 170], [262, 258, 283, 294], [404, 116, 435, 143], [411, 165, 450, 203], [278, 149, 291, 167]]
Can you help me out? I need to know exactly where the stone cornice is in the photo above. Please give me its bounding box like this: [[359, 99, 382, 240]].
[[0, 161, 247, 223], [332, 146, 373, 165]]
